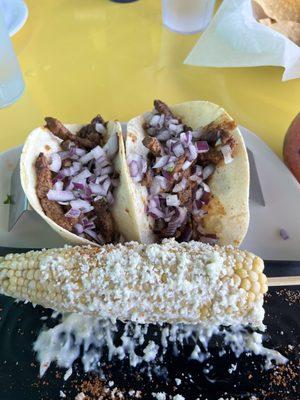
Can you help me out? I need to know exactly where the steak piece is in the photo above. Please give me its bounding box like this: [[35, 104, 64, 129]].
[[40, 198, 77, 231], [45, 117, 96, 149], [35, 153, 53, 198], [77, 115, 106, 147], [142, 136, 163, 156], [93, 199, 115, 243], [154, 99, 174, 117], [35, 153, 78, 232]]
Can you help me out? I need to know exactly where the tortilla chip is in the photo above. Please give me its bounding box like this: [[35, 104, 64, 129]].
[[255, 0, 300, 23], [260, 18, 300, 45]]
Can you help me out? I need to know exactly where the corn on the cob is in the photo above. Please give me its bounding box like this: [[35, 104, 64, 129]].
[[0, 239, 267, 327]]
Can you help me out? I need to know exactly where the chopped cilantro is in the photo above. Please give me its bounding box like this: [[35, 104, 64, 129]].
[[3, 194, 14, 204]]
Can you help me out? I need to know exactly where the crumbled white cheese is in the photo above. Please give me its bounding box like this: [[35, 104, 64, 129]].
[[228, 363, 237, 374], [59, 391, 66, 398], [173, 395, 185, 400], [1, 239, 266, 328], [63, 367, 72, 381], [152, 393, 166, 400], [175, 378, 182, 385], [143, 341, 159, 362], [75, 393, 86, 400]]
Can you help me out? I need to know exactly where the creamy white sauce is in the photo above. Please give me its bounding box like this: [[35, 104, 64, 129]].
[[34, 313, 287, 379]]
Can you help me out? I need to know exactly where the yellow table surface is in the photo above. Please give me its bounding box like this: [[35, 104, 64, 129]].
[[1, 0, 300, 156]]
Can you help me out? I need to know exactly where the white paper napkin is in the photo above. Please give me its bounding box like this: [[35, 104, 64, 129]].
[[184, 0, 300, 81]]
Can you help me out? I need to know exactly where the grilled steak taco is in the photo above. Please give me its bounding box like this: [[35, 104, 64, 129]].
[[21, 116, 124, 246], [114, 100, 249, 246]]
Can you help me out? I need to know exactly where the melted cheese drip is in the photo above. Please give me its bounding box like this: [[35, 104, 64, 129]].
[[34, 314, 287, 379]]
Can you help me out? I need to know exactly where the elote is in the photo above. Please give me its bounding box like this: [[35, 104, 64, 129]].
[[0, 239, 267, 327]]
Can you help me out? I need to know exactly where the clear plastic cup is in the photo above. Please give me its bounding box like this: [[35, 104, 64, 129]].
[[0, 7, 25, 108], [162, 0, 216, 34]]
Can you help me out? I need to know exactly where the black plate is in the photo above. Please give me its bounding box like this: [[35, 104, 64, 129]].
[[0, 248, 299, 400]]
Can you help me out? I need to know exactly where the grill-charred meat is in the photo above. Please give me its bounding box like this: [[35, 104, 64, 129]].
[[45, 117, 96, 149], [35, 153, 78, 231], [93, 199, 115, 243]]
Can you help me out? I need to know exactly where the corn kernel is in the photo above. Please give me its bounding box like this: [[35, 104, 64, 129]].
[[253, 258, 264, 273], [248, 271, 258, 282], [17, 277, 24, 286], [251, 281, 261, 294], [259, 274, 267, 284], [247, 292, 256, 303], [232, 274, 241, 286], [262, 284, 268, 294], [241, 278, 251, 291], [236, 269, 247, 279]]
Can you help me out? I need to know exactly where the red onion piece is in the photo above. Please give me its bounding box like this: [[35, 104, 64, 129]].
[[166, 194, 180, 207], [172, 142, 185, 158], [75, 148, 86, 157], [182, 160, 192, 171], [196, 188, 204, 200], [102, 178, 111, 193], [148, 208, 165, 219], [73, 182, 85, 190], [89, 183, 107, 196], [79, 151, 94, 165], [221, 145, 233, 164], [203, 164, 215, 180], [150, 115, 161, 127], [180, 132, 192, 147], [49, 153, 62, 173], [188, 143, 198, 161], [189, 175, 202, 184], [155, 176, 168, 190], [279, 228, 289, 240], [201, 182, 210, 193], [159, 114, 165, 127], [153, 155, 169, 169], [72, 169, 92, 183], [173, 178, 187, 193], [129, 160, 139, 178], [157, 131, 172, 141], [47, 190, 75, 202], [65, 181, 75, 191], [53, 181, 64, 191], [194, 165, 203, 176], [101, 166, 113, 175], [95, 175, 109, 184], [84, 222, 95, 230], [65, 208, 81, 219], [196, 141, 209, 153], [95, 122, 105, 134], [70, 199, 94, 213], [58, 151, 70, 161], [74, 223, 84, 234]]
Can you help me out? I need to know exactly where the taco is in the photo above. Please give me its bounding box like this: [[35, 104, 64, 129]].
[[21, 116, 124, 246], [114, 100, 250, 246]]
